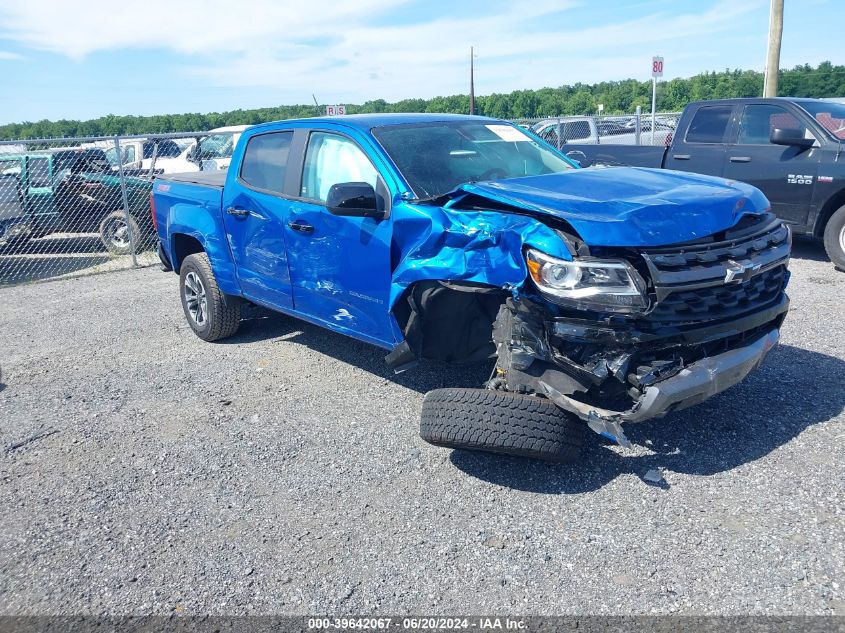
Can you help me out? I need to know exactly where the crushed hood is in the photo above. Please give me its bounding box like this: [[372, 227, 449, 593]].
[[451, 167, 770, 247]]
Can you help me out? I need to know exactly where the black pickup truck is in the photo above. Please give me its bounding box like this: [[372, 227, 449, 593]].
[[565, 98, 845, 268]]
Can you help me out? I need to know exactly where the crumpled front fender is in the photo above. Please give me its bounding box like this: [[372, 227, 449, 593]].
[[388, 202, 571, 310]]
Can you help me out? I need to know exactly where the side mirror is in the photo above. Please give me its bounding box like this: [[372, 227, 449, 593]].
[[770, 128, 815, 148], [326, 182, 383, 219]]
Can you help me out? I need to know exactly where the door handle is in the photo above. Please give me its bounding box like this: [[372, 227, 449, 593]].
[[226, 207, 250, 218], [730, 156, 752, 163], [672, 154, 691, 160], [288, 220, 314, 234]]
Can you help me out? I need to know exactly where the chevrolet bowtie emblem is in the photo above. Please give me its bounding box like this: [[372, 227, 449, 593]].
[[724, 259, 761, 284]]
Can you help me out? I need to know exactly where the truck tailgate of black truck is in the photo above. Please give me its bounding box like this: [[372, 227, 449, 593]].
[[566, 144, 668, 169]]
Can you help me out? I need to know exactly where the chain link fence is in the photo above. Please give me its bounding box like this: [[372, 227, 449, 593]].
[[511, 110, 682, 149], [0, 130, 244, 287], [0, 114, 682, 288]]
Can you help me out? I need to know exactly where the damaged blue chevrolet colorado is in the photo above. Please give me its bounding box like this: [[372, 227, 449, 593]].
[[152, 114, 790, 463]]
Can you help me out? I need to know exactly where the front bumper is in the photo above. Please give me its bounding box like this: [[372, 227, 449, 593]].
[[538, 327, 780, 446], [491, 292, 788, 447]]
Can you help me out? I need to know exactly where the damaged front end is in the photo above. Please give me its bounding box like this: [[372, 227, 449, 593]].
[[489, 214, 791, 446]]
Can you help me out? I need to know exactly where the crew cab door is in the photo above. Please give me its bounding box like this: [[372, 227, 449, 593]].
[[283, 129, 395, 347], [721, 102, 820, 229], [221, 130, 296, 309], [665, 103, 734, 175]]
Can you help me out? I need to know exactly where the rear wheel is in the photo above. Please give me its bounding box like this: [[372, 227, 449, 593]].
[[99, 211, 141, 256], [179, 252, 241, 342], [823, 205, 845, 270], [420, 388, 585, 463]]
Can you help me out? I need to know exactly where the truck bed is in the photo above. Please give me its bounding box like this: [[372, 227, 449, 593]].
[[157, 170, 227, 188]]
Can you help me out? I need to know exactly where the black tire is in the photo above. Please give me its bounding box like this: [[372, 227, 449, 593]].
[[99, 211, 141, 256], [179, 252, 241, 342], [823, 205, 845, 270], [420, 388, 585, 463]]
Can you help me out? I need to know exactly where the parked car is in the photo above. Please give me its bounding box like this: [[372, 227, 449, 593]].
[[0, 147, 153, 254], [151, 114, 790, 463], [565, 98, 845, 268], [532, 116, 673, 147], [165, 125, 251, 173], [103, 139, 184, 173]]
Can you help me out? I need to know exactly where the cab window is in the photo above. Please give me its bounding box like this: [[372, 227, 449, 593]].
[[300, 132, 379, 203], [239, 131, 293, 194], [28, 158, 50, 188], [564, 120, 591, 142], [685, 105, 733, 144], [737, 105, 812, 145]]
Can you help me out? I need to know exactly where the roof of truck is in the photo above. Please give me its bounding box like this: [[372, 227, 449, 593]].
[[685, 97, 831, 106], [251, 113, 500, 133]]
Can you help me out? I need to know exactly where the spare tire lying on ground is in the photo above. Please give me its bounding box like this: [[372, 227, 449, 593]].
[[420, 388, 585, 463]]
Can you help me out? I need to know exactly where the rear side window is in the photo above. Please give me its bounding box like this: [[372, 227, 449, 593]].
[[28, 158, 50, 187], [685, 105, 733, 144], [143, 140, 182, 159], [239, 132, 293, 194]]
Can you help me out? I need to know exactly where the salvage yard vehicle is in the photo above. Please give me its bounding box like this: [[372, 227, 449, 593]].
[[103, 138, 184, 173], [532, 116, 673, 147], [0, 148, 154, 254], [565, 97, 845, 268], [164, 125, 251, 173], [152, 114, 790, 462]]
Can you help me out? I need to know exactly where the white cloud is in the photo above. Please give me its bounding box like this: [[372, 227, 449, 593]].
[[0, 50, 23, 60], [0, 0, 768, 103]]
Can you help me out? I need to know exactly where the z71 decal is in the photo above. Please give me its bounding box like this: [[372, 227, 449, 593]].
[[787, 174, 813, 185]]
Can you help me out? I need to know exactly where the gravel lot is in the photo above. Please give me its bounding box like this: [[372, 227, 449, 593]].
[[0, 238, 843, 616]]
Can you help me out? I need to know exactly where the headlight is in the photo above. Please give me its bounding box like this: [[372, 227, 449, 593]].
[[526, 248, 648, 313]]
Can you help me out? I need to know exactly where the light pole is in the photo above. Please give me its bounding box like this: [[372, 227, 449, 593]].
[[470, 46, 476, 115]]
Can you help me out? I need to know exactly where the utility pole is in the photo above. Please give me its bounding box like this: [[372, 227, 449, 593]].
[[763, 0, 784, 97], [469, 46, 476, 115]]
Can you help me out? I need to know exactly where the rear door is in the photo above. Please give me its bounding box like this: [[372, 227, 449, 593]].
[[666, 103, 734, 175], [721, 102, 821, 229], [283, 127, 395, 347], [221, 130, 296, 309]]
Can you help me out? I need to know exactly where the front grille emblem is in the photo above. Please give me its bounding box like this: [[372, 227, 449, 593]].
[[724, 259, 761, 284]]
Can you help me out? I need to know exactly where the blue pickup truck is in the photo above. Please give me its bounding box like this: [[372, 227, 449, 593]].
[[152, 114, 790, 462]]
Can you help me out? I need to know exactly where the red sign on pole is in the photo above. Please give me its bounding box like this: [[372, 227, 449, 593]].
[[652, 56, 664, 78]]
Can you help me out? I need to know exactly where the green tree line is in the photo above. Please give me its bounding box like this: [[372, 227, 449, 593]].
[[2, 62, 844, 140]]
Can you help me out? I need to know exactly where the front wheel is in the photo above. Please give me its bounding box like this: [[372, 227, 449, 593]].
[[420, 388, 585, 463], [823, 205, 845, 270], [179, 252, 241, 342], [99, 211, 141, 256]]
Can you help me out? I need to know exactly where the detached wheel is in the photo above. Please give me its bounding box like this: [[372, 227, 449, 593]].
[[99, 211, 140, 255], [823, 205, 845, 270], [179, 252, 241, 342], [420, 388, 585, 463]]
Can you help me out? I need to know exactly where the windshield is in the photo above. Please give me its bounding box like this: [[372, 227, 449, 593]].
[[797, 101, 845, 140], [372, 121, 574, 199]]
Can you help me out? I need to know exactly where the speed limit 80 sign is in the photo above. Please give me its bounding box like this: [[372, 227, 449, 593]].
[[652, 56, 664, 78]]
